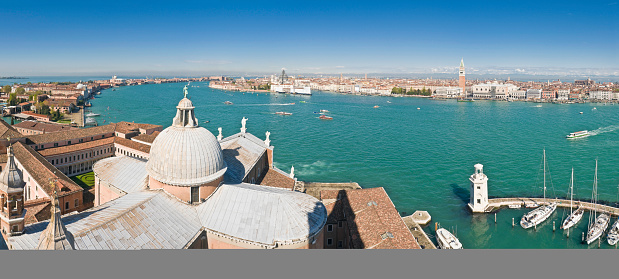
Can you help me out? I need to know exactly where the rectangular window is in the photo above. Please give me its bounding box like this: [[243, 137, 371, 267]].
[[327, 238, 333, 246], [327, 224, 333, 232], [54, 143, 58, 147], [191, 187, 199, 203], [477, 186, 480, 190], [477, 199, 481, 204], [338, 221, 343, 228], [65, 202, 70, 210], [68, 140, 71, 145], [75, 199, 79, 208], [79, 139, 83, 143], [91, 137, 93, 140], [337, 240, 343, 248]]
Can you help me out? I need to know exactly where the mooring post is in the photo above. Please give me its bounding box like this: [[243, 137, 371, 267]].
[[582, 232, 585, 243], [535, 223, 537, 231], [599, 238, 601, 248], [553, 221, 555, 232], [512, 218, 514, 227], [494, 213, 497, 223], [567, 228, 569, 238]]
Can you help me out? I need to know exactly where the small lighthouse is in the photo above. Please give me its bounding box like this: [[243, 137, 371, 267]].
[[468, 164, 489, 213]]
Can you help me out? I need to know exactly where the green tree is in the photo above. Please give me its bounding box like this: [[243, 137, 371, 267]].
[[8, 93, 18, 106], [1, 85, 11, 94], [15, 87, 26, 95]]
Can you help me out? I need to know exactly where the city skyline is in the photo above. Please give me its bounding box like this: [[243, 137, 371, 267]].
[[1, 0, 618, 76]]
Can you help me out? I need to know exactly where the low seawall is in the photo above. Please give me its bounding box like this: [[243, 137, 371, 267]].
[[486, 197, 619, 216]]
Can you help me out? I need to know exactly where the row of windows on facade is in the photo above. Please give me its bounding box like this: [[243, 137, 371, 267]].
[[117, 148, 145, 160], [33, 134, 107, 150], [326, 222, 345, 248], [49, 147, 112, 165]]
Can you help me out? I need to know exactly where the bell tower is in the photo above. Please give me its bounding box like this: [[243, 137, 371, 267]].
[[0, 144, 26, 236], [468, 163, 488, 213], [459, 58, 466, 97]]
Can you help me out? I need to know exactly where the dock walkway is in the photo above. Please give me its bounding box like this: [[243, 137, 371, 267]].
[[486, 197, 619, 216]]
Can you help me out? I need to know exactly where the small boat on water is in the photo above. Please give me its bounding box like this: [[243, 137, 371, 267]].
[[436, 228, 463, 249], [561, 168, 584, 230], [224, 101, 233, 105], [204, 120, 210, 123], [566, 130, 589, 139], [579, 112, 583, 114], [85, 113, 100, 117], [457, 98, 474, 102], [288, 103, 295, 105], [387, 101, 392, 103], [320, 109, 329, 113], [275, 112, 292, 115], [319, 115, 333, 120], [299, 101, 306, 103], [607, 219, 619, 246], [508, 204, 521, 209], [373, 105, 380, 108]]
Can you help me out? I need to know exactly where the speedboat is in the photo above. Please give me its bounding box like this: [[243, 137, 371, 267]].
[[275, 112, 292, 115], [224, 101, 233, 105], [319, 115, 333, 120], [373, 105, 380, 108], [566, 130, 589, 139], [85, 113, 100, 117], [436, 228, 463, 249], [320, 109, 329, 113]]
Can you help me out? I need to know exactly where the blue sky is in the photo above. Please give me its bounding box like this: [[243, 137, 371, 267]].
[[1, 0, 617, 76]]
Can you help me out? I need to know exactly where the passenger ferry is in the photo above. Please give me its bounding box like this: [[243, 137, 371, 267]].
[[566, 130, 589, 139]]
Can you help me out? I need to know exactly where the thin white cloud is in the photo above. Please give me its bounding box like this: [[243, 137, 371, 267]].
[[184, 60, 232, 65]]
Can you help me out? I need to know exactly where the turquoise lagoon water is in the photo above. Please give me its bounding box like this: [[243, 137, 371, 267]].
[[3, 82, 618, 249]]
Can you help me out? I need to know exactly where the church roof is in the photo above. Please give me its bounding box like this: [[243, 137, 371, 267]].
[[197, 183, 326, 248], [9, 190, 203, 250], [220, 133, 267, 183], [92, 156, 148, 195]]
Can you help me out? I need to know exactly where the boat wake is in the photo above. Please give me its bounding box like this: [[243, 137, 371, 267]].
[[588, 125, 619, 136]]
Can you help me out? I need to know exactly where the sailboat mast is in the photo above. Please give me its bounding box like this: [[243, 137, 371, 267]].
[[543, 149, 546, 202], [594, 159, 598, 219], [570, 168, 574, 215]]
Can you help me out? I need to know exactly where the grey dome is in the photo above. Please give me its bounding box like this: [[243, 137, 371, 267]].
[[0, 146, 26, 194], [146, 87, 226, 187]]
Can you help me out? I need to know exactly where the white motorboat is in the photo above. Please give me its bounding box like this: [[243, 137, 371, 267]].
[[566, 130, 589, 139], [85, 113, 100, 117], [561, 168, 584, 230], [607, 219, 619, 246], [521, 149, 557, 229], [436, 228, 463, 249]]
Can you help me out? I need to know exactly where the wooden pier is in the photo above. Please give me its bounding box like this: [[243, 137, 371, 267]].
[[485, 197, 619, 216]]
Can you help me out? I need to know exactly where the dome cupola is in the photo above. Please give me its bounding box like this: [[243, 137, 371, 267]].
[[146, 86, 227, 202]]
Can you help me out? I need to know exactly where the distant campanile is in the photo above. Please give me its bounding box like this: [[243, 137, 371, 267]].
[[459, 58, 466, 95]]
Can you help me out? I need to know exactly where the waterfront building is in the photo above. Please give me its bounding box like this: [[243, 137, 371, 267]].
[[472, 83, 518, 99], [433, 87, 462, 98], [468, 164, 489, 213], [557, 89, 570, 100], [511, 90, 527, 99], [589, 90, 612, 101], [526, 89, 542, 99]]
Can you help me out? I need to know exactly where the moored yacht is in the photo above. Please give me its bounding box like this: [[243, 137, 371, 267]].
[[607, 219, 619, 246], [521, 149, 557, 229], [436, 228, 463, 249], [585, 159, 610, 245], [561, 168, 584, 230]]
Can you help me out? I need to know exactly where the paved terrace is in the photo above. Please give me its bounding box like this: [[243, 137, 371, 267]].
[[486, 197, 619, 216], [401, 215, 436, 249]]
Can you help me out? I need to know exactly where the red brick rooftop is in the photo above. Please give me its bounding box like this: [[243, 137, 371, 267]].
[[257, 168, 295, 190], [321, 187, 420, 249], [114, 136, 151, 153], [13, 121, 77, 133], [37, 137, 114, 157], [0, 119, 25, 139], [13, 142, 83, 197], [131, 130, 160, 144], [26, 123, 116, 145]]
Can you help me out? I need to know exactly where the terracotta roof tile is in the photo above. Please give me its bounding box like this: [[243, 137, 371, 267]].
[[114, 137, 150, 153], [131, 130, 160, 144], [38, 137, 114, 157], [12, 142, 83, 197], [13, 121, 78, 133], [321, 188, 420, 249], [257, 168, 294, 190], [26, 124, 116, 145], [0, 119, 24, 139], [115, 121, 162, 135]]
